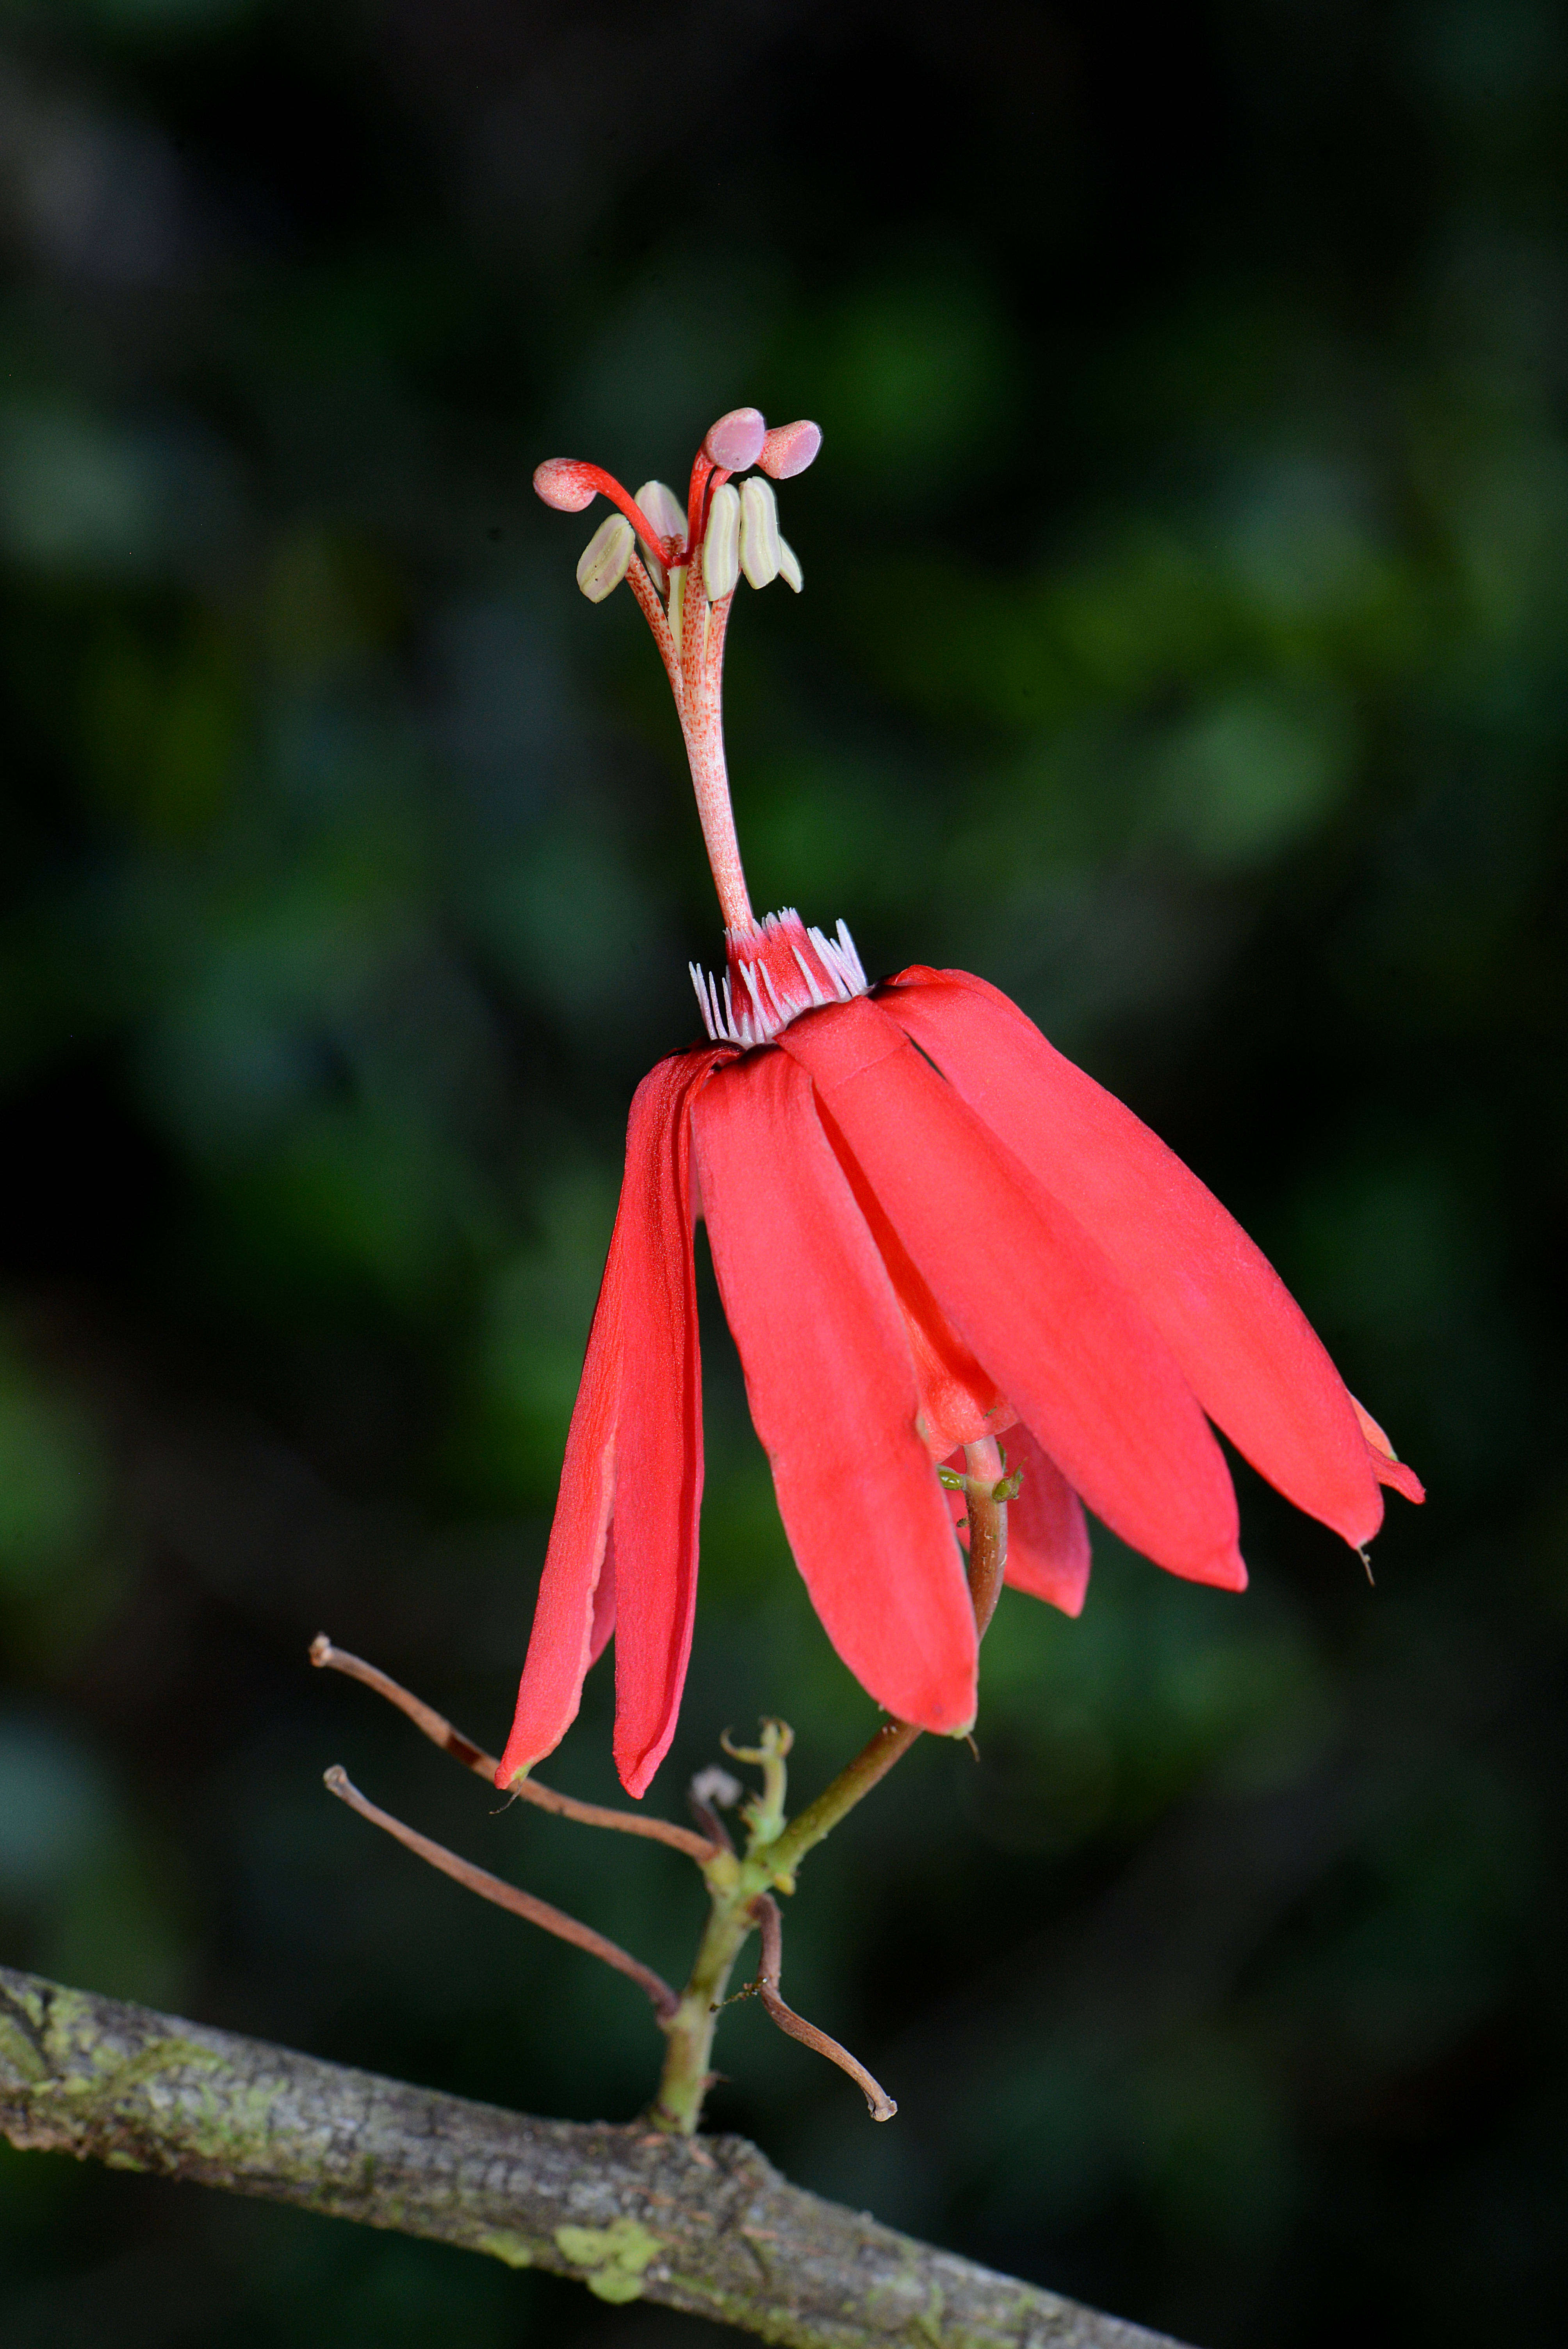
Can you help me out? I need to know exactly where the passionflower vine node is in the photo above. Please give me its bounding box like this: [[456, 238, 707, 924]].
[[504, 405, 1424, 1803]]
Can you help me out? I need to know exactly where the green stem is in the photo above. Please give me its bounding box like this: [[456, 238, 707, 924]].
[[761, 1718, 922, 1891], [648, 1883, 758, 2133], [651, 1441, 1011, 2133]]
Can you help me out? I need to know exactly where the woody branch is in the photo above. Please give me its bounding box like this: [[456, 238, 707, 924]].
[[0, 1965, 1189, 2349]]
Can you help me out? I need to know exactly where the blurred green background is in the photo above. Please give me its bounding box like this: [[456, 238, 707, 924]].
[[0, 1, 1564, 2343]]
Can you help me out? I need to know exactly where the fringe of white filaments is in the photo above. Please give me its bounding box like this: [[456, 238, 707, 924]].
[[690, 912, 869, 1048]]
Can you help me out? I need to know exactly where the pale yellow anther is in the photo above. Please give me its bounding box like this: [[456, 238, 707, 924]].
[[776, 535, 803, 593], [703, 482, 741, 601], [576, 513, 634, 602], [739, 476, 782, 588]]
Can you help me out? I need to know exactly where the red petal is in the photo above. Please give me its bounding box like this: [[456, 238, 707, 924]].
[[886, 968, 1392, 1548], [1002, 1426, 1093, 1616], [1352, 1396, 1427, 1504], [497, 1194, 625, 1791], [693, 1047, 979, 1734], [588, 1528, 617, 1666], [609, 1052, 713, 1797], [824, 1139, 1015, 1460], [770, 1012, 1008, 1461], [495, 1050, 713, 1798], [782, 998, 1245, 1591]]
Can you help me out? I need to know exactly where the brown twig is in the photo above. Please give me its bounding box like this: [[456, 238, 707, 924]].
[[322, 1766, 678, 2020], [310, 1636, 716, 1863], [747, 1895, 897, 2122]]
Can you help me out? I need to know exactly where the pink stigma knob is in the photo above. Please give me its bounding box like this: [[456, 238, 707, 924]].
[[758, 421, 822, 480], [703, 407, 768, 473], [533, 459, 599, 513]]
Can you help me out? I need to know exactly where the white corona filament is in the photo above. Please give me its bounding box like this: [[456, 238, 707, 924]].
[[689, 913, 870, 1048]]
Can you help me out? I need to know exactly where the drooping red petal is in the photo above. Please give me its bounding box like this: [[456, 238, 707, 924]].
[[608, 1051, 715, 1797], [693, 1046, 979, 1734], [497, 1190, 625, 1791], [782, 998, 1245, 1590], [886, 968, 1399, 1549], [940, 1430, 1092, 1617]]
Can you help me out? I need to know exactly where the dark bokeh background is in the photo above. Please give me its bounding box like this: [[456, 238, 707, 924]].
[[1, 1, 1564, 2343]]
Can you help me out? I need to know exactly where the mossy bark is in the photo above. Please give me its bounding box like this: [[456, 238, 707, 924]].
[[1, 1964, 1188, 2349]]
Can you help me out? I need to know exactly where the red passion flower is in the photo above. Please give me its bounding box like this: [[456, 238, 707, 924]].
[[501, 406, 1423, 1800]]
